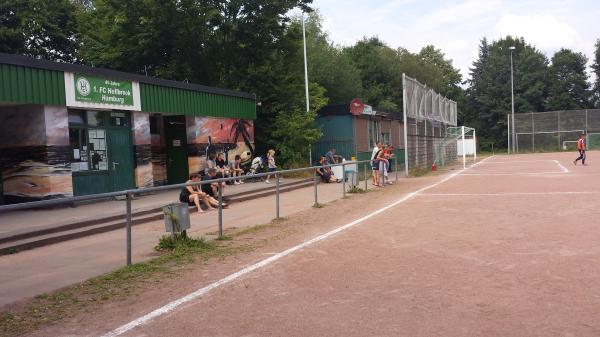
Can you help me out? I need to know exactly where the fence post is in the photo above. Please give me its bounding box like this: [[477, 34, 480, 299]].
[[217, 181, 223, 239], [125, 192, 132, 266], [275, 173, 280, 219], [342, 163, 346, 198], [395, 157, 398, 182], [364, 161, 368, 191], [313, 169, 318, 206], [507, 114, 510, 154]]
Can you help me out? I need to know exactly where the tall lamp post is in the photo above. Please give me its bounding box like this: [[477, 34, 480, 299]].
[[509, 46, 516, 153], [302, 12, 312, 165]]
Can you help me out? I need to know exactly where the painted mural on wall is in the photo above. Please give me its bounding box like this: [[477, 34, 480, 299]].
[[132, 112, 153, 188], [149, 114, 167, 186], [0, 105, 72, 203], [186, 116, 255, 174]]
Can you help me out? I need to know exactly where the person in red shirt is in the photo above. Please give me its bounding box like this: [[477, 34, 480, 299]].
[[573, 133, 587, 165]]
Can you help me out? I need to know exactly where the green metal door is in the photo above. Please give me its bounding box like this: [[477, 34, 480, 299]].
[[164, 116, 189, 184], [108, 128, 135, 191]]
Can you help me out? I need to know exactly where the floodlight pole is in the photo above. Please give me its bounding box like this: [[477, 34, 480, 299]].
[[302, 12, 312, 166], [510, 46, 516, 153]]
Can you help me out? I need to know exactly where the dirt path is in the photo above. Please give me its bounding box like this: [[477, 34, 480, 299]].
[[24, 152, 600, 337]]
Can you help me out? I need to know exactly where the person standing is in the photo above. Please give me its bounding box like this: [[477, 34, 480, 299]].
[[371, 142, 382, 186], [265, 149, 277, 183], [574, 133, 587, 165]]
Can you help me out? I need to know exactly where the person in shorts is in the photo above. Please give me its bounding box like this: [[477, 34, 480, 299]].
[[201, 168, 228, 206], [179, 173, 221, 213], [573, 133, 587, 165], [265, 149, 277, 183], [228, 154, 245, 184], [371, 142, 382, 186], [316, 156, 340, 183]]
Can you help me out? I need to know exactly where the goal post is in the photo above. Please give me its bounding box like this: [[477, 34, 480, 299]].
[[434, 126, 477, 169]]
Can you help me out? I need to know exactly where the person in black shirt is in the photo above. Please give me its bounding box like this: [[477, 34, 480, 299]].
[[179, 173, 222, 213], [202, 168, 228, 207]]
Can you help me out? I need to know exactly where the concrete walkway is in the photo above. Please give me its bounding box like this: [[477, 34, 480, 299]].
[[0, 177, 384, 308], [0, 178, 306, 239]]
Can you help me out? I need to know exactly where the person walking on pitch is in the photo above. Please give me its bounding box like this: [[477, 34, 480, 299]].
[[573, 133, 587, 165]]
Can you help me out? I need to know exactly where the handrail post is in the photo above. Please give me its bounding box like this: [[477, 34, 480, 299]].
[[275, 173, 280, 219], [342, 163, 346, 198], [313, 169, 318, 206], [364, 161, 368, 191], [125, 191, 132, 266], [217, 180, 223, 239]]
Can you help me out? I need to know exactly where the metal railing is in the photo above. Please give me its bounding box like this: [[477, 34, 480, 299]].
[[0, 159, 402, 266]]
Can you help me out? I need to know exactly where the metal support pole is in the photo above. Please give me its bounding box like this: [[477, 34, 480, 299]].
[[531, 113, 535, 152], [364, 162, 368, 191], [217, 181, 223, 239], [275, 173, 280, 219], [473, 130, 477, 163], [402, 73, 409, 176], [125, 192, 132, 266], [461, 126, 466, 169], [342, 164, 346, 198], [395, 156, 398, 182], [507, 114, 511, 154], [313, 169, 318, 206], [510, 49, 516, 153]]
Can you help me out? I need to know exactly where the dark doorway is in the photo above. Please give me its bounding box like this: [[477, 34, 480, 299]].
[[164, 115, 189, 184]]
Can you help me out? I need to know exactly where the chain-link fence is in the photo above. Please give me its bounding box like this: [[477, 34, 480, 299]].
[[403, 74, 459, 172], [514, 109, 600, 152]]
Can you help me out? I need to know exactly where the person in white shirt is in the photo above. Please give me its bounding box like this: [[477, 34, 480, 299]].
[[370, 142, 382, 186]]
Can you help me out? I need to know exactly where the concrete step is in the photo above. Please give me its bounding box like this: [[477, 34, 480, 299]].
[[0, 179, 313, 255]]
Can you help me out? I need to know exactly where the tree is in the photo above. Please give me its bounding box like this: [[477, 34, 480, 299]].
[[466, 36, 549, 150], [0, 0, 79, 62], [546, 48, 592, 110], [591, 39, 600, 108], [273, 83, 327, 165]]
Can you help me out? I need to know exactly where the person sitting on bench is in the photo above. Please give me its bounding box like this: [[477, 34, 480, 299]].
[[202, 168, 228, 206], [316, 156, 340, 183], [179, 173, 223, 213]]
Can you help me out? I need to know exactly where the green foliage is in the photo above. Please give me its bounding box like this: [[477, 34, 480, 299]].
[[546, 48, 592, 110], [303, 12, 363, 104], [155, 234, 214, 258], [0, 0, 79, 62], [273, 82, 326, 165], [466, 36, 549, 150]]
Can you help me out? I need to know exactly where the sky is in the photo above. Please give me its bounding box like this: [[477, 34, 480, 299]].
[[309, 0, 599, 83]]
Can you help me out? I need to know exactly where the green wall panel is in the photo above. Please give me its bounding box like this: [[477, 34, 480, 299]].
[[140, 83, 256, 120], [0, 64, 65, 105]]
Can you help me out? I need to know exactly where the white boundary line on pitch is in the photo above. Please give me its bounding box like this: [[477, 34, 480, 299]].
[[420, 191, 600, 197], [99, 158, 493, 337], [461, 172, 567, 176], [484, 160, 563, 164], [554, 160, 569, 173]]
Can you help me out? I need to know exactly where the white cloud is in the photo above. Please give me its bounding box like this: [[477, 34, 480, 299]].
[[495, 14, 580, 51], [310, 0, 598, 83]]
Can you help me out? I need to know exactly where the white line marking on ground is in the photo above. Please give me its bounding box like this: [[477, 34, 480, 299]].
[[461, 172, 567, 176], [99, 157, 493, 337], [420, 191, 600, 197], [554, 160, 569, 173], [484, 160, 561, 164]]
